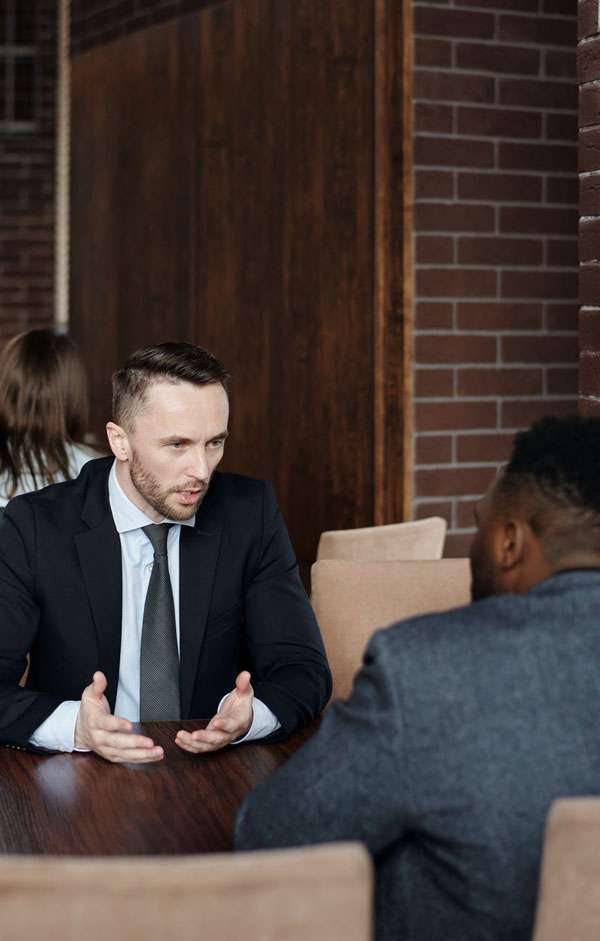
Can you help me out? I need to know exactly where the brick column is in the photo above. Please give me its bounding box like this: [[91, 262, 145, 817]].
[[579, 0, 600, 411]]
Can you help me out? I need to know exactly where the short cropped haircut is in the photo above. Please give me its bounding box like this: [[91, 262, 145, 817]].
[[495, 415, 600, 562], [112, 342, 230, 430]]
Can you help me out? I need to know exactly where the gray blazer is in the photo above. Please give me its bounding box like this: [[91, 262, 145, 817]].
[[236, 570, 600, 940]]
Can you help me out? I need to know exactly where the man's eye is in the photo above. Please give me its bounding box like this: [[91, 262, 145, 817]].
[[171, 441, 184, 449], [208, 439, 225, 449]]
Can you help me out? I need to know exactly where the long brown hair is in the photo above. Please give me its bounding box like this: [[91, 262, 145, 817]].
[[0, 329, 90, 496]]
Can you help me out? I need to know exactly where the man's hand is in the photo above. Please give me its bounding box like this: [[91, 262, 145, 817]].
[[175, 670, 254, 754], [74, 671, 164, 764]]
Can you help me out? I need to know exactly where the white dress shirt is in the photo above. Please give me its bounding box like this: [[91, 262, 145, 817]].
[[30, 460, 280, 751]]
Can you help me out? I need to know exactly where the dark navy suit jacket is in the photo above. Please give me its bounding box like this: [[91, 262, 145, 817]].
[[236, 570, 600, 940], [0, 457, 331, 746]]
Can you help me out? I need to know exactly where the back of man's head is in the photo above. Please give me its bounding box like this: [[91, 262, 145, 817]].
[[497, 415, 600, 564], [112, 342, 230, 430]]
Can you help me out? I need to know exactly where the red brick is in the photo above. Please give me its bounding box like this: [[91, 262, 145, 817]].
[[414, 70, 495, 104], [458, 173, 542, 203], [499, 141, 576, 173], [499, 79, 575, 111], [415, 203, 494, 232], [443, 532, 474, 559], [545, 303, 578, 331], [416, 400, 497, 433], [546, 112, 578, 140], [416, 235, 454, 264], [579, 307, 600, 350], [416, 465, 497, 497], [542, 0, 575, 13], [457, 432, 515, 463], [415, 434, 453, 464], [546, 239, 578, 267], [547, 367, 579, 395], [502, 399, 576, 428], [580, 83, 600, 128], [546, 49, 576, 79], [580, 218, 600, 263], [577, 37, 600, 83], [579, 398, 600, 418], [457, 303, 543, 332], [414, 7, 494, 39], [415, 302, 454, 330], [500, 206, 578, 235], [416, 335, 497, 365], [579, 127, 600, 174], [580, 264, 600, 306], [415, 368, 454, 398], [580, 173, 600, 215], [456, 498, 480, 529], [457, 106, 541, 139], [455, 42, 539, 75], [502, 335, 579, 364], [416, 267, 497, 298], [415, 37, 452, 69], [414, 499, 453, 523], [457, 368, 543, 397], [501, 269, 577, 299], [414, 136, 494, 169], [579, 0, 599, 40], [415, 170, 454, 200], [499, 14, 576, 47], [458, 237, 542, 266], [546, 176, 578, 204], [458, 0, 538, 9], [415, 103, 454, 134]]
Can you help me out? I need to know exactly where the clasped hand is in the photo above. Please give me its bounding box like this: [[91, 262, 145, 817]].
[[74, 670, 254, 763]]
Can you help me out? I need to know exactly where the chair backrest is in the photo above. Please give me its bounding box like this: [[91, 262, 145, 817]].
[[312, 557, 471, 701], [316, 516, 447, 562], [533, 798, 600, 941], [0, 842, 372, 941]]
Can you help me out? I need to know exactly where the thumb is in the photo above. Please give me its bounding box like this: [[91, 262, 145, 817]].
[[235, 671, 253, 696], [85, 670, 108, 701]]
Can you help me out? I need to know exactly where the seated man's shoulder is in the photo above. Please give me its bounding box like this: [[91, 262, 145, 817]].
[[207, 471, 274, 506]]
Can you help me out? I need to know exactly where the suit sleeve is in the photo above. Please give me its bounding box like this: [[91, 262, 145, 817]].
[[243, 482, 332, 739], [0, 501, 63, 746], [235, 630, 411, 853]]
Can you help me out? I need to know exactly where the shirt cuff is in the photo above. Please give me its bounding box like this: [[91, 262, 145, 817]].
[[217, 694, 281, 744], [29, 701, 87, 753]]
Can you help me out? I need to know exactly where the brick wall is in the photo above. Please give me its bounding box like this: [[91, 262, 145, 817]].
[[579, 0, 600, 412], [413, 0, 579, 556], [0, 1, 56, 339]]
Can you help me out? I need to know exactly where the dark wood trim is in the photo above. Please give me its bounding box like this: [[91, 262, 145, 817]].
[[373, 0, 413, 524]]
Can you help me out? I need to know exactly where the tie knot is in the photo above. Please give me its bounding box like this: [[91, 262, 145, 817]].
[[142, 523, 172, 557]]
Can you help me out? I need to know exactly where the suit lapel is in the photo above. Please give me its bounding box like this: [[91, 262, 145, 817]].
[[75, 461, 123, 710], [179, 521, 222, 718]]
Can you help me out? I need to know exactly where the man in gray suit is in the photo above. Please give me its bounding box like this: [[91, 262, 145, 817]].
[[235, 415, 600, 940]]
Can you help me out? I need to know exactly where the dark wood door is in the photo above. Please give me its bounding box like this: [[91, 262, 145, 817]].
[[70, 0, 411, 573]]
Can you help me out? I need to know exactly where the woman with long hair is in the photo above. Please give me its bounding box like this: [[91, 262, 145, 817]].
[[0, 328, 97, 506]]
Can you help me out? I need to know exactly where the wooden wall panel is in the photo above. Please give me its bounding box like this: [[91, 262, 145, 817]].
[[70, 0, 410, 572]]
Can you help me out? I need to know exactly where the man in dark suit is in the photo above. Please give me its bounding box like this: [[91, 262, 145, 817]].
[[0, 343, 331, 762], [236, 415, 600, 940]]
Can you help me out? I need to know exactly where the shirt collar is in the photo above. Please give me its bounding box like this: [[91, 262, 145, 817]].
[[108, 460, 196, 534]]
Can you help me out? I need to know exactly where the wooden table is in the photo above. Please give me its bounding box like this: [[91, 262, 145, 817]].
[[0, 721, 315, 855]]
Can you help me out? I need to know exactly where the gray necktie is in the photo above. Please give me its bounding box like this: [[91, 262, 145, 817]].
[[139, 523, 181, 721]]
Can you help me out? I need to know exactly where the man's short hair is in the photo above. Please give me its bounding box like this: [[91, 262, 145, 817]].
[[112, 342, 230, 430], [496, 415, 600, 562]]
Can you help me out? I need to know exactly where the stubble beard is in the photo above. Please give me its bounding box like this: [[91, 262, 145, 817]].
[[129, 451, 209, 521]]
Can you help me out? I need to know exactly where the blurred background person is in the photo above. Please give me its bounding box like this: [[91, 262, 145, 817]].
[[0, 329, 98, 507]]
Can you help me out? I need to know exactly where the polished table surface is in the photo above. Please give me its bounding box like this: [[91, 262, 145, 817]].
[[0, 721, 315, 855]]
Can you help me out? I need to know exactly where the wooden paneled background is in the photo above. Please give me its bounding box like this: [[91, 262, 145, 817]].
[[70, 0, 412, 575]]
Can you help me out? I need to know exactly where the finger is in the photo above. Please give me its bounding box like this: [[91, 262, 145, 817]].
[[176, 728, 232, 748], [97, 713, 134, 734], [235, 670, 252, 695], [94, 731, 158, 751], [82, 670, 108, 704], [207, 715, 238, 734], [102, 745, 164, 764], [174, 736, 225, 755]]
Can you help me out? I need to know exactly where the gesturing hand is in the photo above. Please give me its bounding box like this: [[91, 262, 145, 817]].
[[74, 671, 164, 764], [175, 670, 254, 754]]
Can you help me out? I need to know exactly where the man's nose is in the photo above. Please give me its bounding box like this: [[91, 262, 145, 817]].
[[186, 448, 209, 482]]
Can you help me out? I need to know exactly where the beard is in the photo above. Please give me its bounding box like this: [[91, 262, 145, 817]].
[[129, 451, 209, 521]]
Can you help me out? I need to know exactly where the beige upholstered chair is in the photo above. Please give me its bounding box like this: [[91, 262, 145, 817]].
[[312, 557, 471, 701], [0, 842, 372, 941], [316, 516, 447, 562], [533, 798, 600, 941]]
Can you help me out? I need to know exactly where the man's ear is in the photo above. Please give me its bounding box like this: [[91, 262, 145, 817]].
[[106, 421, 131, 462], [497, 518, 527, 571]]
